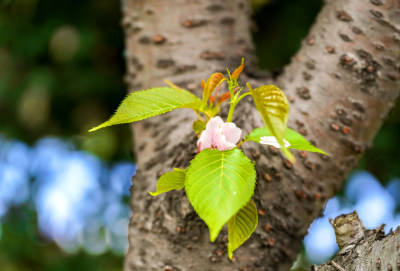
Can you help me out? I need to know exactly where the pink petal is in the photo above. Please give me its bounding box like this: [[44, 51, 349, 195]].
[[206, 117, 225, 147], [222, 123, 242, 144], [205, 116, 224, 133], [216, 141, 236, 151], [197, 130, 212, 152], [213, 127, 236, 151]]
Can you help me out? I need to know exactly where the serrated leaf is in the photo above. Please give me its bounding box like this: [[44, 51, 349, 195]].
[[149, 168, 186, 196], [250, 85, 293, 161], [228, 199, 258, 260], [283, 128, 328, 155], [89, 87, 201, 132], [185, 148, 256, 242], [246, 127, 328, 155], [164, 79, 184, 90]]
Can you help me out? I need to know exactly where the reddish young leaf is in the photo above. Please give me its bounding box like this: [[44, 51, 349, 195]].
[[203, 73, 225, 101], [209, 84, 222, 104], [217, 87, 238, 104], [217, 92, 231, 104], [231, 58, 244, 80]]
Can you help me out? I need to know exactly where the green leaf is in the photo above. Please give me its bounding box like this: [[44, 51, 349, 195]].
[[185, 148, 256, 242], [250, 85, 294, 161], [228, 199, 258, 260], [283, 129, 328, 155], [149, 168, 186, 196], [193, 119, 207, 133], [89, 87, 202, 132], [246, 127, 328, 155]]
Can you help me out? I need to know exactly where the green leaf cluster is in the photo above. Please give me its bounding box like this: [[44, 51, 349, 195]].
[[89, 59, 328, 259]]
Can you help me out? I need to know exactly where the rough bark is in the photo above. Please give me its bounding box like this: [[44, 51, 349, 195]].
[[314, 212, 400, 271], [122, 0, 400, 270]]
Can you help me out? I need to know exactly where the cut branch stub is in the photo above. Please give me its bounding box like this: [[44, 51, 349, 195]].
[[329, 211, 366, 254]]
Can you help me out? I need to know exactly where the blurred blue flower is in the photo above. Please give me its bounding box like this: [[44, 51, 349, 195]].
[[386, 179, 400, 208], [355, 189, 395, 230], [304, 216, 338, 264], [0, 163, 30, 217], [109, 162, 136, 196], [345, 171, 383, 203], [0, 135, 134, 255]]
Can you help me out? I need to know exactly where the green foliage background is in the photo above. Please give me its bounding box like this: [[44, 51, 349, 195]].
[[0, 0, 132, 162], [0, 0, 398, 269]]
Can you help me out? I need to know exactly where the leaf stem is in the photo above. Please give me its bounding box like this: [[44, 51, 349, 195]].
[[226, 101, 236, 123], [204, 111, 212, 120], [226, 92, 251, 123], [236, 140, 246, 148], [193, 110, 204, 121], [236, 92, 251, 103]]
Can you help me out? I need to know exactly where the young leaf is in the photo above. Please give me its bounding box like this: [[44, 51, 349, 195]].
[[227, 199, 258, 260], [217, 91, 232, 104], [250, 85, 294, 161], [203, 73, 225, 102], [231, 58, 244, 80], [89, 87, 202, 132], [149, 168, 186, 196], [185, 148, 256, 242], [246, 127, 328, 155]]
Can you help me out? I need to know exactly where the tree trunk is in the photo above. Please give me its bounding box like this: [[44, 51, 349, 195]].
[[121, 0, 400, 270]]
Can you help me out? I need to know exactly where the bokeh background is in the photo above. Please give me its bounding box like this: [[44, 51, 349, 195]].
[[0, 0, 399, 270]]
